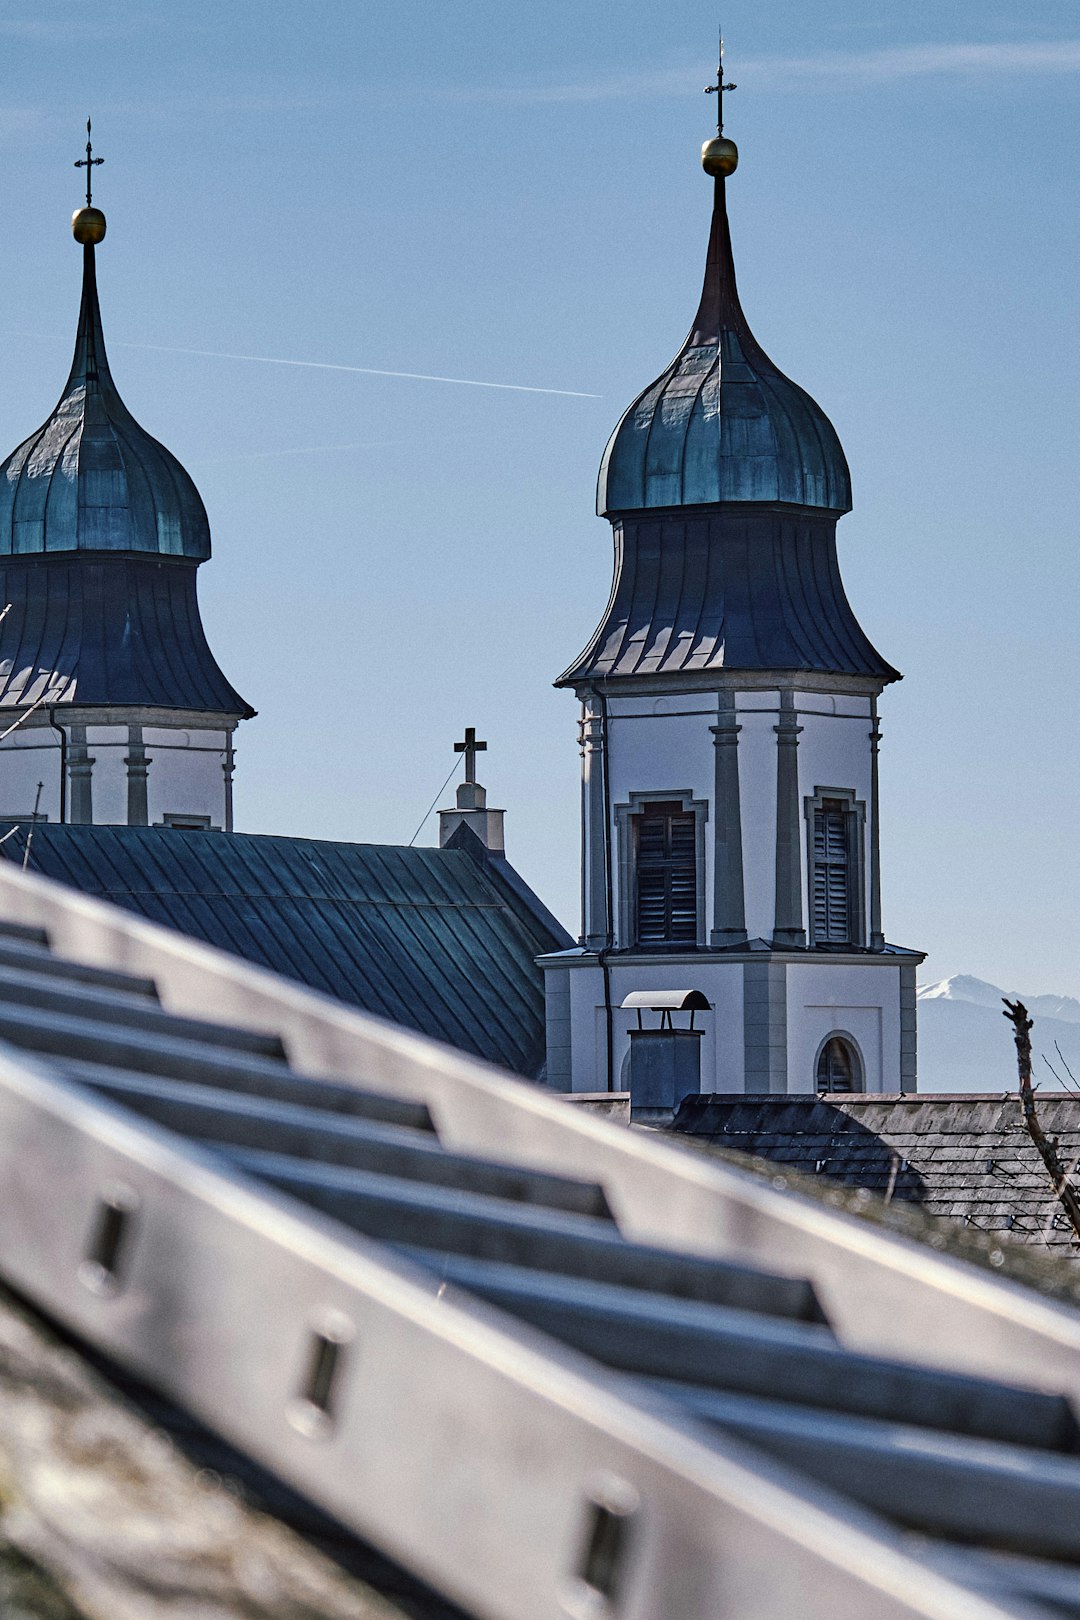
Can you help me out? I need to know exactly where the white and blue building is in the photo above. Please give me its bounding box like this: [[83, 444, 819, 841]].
[[540, 148, 923, 1102]]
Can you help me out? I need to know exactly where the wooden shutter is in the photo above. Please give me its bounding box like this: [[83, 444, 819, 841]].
[[636, 803, 698, 946], [812, 801, 851, 943], [816, 1037, 857, 1093]]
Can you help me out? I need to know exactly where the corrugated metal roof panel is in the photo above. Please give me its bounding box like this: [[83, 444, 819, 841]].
[[4, 825, 569, 1078]]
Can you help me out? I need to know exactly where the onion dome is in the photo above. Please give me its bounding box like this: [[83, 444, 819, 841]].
[[0, 202, 252, 718], [0, 233, 211, 558], [560, 144, 896, 690], [597, 177, 852, 516]]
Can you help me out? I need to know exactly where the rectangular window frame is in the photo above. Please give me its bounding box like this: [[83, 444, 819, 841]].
[[158, 812, 215, 832], [615, 790, 708, 950], [804, 786, 867, 948]]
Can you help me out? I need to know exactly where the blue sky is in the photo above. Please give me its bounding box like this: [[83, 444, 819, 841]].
[[0, 1, 1077, 997]]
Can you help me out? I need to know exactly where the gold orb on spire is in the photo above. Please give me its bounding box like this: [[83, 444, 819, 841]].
[[72, 206, 106, 244], [701, 135, 739, 178]]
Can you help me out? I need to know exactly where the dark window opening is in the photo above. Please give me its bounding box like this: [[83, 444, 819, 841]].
[[816, 1036, 862, 1094], [635, 801, 697, 946], [812, 798, 852, 944]]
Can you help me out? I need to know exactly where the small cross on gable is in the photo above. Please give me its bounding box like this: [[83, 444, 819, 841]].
[[454, 727, 487, 785]]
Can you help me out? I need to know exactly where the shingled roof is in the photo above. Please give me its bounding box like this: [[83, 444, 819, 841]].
[[0, 822, 570, 1079], [671, 1094, 1080, 1253]]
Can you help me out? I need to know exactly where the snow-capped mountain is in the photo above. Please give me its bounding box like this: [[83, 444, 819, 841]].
[[915, 976, 1080, 1093]]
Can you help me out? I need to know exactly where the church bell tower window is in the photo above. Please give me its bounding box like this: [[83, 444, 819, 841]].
[[816, 1034, 863, 1094], [635, 801, 698, 947], [806, 788, 866, 948]]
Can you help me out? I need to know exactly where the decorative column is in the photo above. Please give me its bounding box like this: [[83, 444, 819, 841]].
[[772, 690, 805, 948], [710, 691, 746, 944], [124, 724, 151, 827], [581, 697, 609, 950], [869, 695, 884, 950], [223, 732, 236, 833], [67, 723, 94, 825]]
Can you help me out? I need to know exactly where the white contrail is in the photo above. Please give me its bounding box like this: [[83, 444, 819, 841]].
[[106, 337, 601, 399], [192, 439, 407, 467], [470, 39, 1080, 103]]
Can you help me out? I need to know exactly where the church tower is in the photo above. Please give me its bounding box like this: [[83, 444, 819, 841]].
[[0, 133, 253, 831], [540, 70, 923, 1104]]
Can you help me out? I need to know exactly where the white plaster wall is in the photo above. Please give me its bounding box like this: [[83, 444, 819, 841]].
[[82, 728, 130, 826], [561, 958, 744, 1096], [786, 961, 902, 1093], [734, 703, 778, 939], [566, 962, 605, 1092], [146, 733, 228, 827], [606, 707, 714, 803], [796, 708, 872, 805], [0, 729, 61, 821]]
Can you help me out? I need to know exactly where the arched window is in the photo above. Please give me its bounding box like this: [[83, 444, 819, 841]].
[[816, 1035, 863, 1095]]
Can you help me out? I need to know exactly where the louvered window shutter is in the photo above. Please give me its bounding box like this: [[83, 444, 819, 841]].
[[812, 801, 851, 943], [635, 803, 698, 945], [816, 1036, 858, 1093]]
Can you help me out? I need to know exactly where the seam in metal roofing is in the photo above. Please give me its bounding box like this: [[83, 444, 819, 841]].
[[3, 825, 570, 1078]]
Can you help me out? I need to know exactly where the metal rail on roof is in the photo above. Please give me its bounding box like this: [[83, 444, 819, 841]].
[[0, 864, 1079, 1613], [2, 858, 1079, 1401]]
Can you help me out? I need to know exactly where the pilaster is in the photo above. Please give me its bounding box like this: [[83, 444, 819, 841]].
[[869, 695, 884, 950], [223, 734, 236, 833], [710, 692, 746, 944], [124, 724, 150, 827], [900, 962, 918, 1092], [581, 701, 609, 950], [67, 723, 94, 825], [772, 691, 805, 947], [743, 960, 788, 1092]]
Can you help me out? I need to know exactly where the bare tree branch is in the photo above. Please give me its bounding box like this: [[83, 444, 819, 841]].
[[1054, 1041, 1079, 1090], [1042, 1051, 1080, 1096], [1004, 998, 1080, 1243]]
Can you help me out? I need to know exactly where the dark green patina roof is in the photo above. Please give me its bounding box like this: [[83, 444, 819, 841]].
[[0, 240, 211, 559], [3, 824, 570, 1078], [597, 178, 851, 516]]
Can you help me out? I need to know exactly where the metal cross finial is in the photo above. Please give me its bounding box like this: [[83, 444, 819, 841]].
[[454, 727, 487, 785], [74, 117, 104, 207], [703, 29, 737, 134]]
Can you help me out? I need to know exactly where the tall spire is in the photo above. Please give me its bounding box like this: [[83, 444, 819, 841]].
[[68, 118, 112, 400], [67, 222, 112, 398]]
